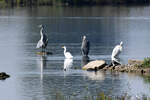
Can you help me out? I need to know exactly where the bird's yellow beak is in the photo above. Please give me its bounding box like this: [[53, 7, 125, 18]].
[[62, 46, 64, 48]]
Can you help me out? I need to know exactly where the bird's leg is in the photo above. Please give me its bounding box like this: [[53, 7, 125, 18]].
[[112, 60, 115, 66], [113, 58, 121, 66], [42, 48, 44, 53], [64, 68, 66, 71], [44, 48, 46, 53], [44, 48, 45, 53]]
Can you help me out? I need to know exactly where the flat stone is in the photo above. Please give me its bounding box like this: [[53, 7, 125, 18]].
[[128, 59, 143, 66], [36, 51, 53, 55], [82, 60, 106, 71]]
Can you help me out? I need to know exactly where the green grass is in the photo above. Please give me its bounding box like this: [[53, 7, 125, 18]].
[[52, 91, 150, 100], [141, 57, 150, 68]]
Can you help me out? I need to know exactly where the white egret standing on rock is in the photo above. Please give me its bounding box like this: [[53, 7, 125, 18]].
[[36, 24, 48, 52], [111, 41, 123, 66], [62, 46, 73, 59], [81, 35, 90, 56]]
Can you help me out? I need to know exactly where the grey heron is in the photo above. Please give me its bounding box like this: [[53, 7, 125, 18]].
[[111, 41, 123, 66], [62, 46, 73, 59], [81, 56, 89, 66], [81, 35, 90, 56], [36, 24, 48, 52]]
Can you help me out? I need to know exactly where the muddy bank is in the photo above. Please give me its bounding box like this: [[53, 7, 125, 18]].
[[103, 60, 150, 74], [102, 65, 150, 74]]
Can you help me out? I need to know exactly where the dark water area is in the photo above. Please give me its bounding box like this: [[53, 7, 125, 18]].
[[0, 6, 150, 100]]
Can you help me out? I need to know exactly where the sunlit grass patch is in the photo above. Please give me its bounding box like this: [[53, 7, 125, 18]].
[[141, 57, 150, 68]]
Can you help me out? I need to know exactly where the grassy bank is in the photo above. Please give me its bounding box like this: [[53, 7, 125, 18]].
[[141, 57, 150, 68], [0, 0, 150, 7], [39, 91, 149, 100]]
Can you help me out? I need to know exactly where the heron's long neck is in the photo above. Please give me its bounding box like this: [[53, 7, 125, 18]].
[[40, 27, 44, 39], [64, 47, 66, 54]]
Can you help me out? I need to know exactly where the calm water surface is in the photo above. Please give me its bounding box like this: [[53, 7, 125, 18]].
[[0, 6, 150, 100]]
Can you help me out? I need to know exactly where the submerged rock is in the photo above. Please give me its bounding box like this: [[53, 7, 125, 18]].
[[0, 72, 10, 80], [82, 60, 106, 71], [36, 51, 53, 55]]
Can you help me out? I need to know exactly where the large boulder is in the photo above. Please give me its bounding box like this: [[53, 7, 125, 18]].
[[82, 60, 106, 71]]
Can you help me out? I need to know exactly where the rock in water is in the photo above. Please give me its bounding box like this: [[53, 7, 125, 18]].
[[0, 72, 10, 80], [82, 60, 106, 71], [36, 52, 53, 55], [128, 59, 143, 66]]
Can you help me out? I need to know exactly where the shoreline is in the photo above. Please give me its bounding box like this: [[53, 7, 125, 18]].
[[102, 65, 150, 75], [0, 1, 150, 8], [83, 59, 150, 75]]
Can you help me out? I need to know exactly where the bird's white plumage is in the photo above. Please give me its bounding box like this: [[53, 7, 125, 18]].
[[62, 46, 73, 59], [111, 41, 123, 66], [36, 40, 43, 48], [111, 45, 122, 59], [64, 58, 73, 70], [64, 52, 73, 59]]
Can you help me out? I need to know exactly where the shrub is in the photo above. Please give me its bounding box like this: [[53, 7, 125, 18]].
[[141, 57, 150, 68]]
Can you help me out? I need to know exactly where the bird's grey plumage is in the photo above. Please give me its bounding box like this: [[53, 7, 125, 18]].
[[36, 25, 48, 51], [42, 33, 48, 48], [81, 36, 90, 56]]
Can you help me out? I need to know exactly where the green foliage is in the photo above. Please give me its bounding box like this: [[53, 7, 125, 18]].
[[0, 0, 150, 7], [141, 57, 150, 68]]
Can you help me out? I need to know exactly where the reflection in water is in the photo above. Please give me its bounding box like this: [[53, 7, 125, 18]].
[[84, 71, 105, 81], [143, 75, 150, 83], [81, 56, 89, 67], [40, 56, 47, 80], [64, 58, 73, 71]]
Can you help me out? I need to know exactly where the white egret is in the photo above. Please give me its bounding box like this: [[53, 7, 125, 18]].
[[36, 24, 48, 52], [64, 58, 73, 71], [111, 41, 123, 66], [81, 35, 90, 56], [62, 46, 73, 59]]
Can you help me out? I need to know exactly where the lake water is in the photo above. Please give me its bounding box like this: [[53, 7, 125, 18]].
[[0, 6, 150, 100]]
